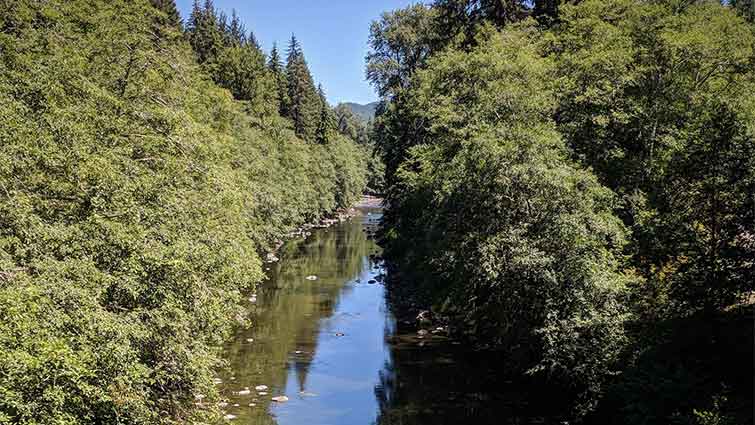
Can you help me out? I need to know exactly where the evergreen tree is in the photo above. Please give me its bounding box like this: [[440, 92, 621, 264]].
[[150, 0, 182, 27], [228, 9, 246, 45], [316, 84, 334, 144], [731, 0, 754, 22], [268, 42, 290, 117], [187, 0, 223, 63], [286, 34, 320, 141], [248, 30, 261, 51]]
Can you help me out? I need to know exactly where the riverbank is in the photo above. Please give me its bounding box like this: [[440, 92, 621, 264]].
[[210, 205, 574, 424]]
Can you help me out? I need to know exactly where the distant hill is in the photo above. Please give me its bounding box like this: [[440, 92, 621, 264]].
[[341, 101, 379, 122]]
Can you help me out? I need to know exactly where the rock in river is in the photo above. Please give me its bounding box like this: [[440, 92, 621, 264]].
[[272, 396, 289, 403]]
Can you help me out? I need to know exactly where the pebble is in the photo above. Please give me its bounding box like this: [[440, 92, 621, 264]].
[[223, 414, 237, 420], [335, 332, 345, 337], [246, 338, 254, 343], [306, 275, 318, 281], [272, 396, 289, 403], [255, 385, 268, 391], [238, 389, 251, 396], [258, 391, 268, 396]]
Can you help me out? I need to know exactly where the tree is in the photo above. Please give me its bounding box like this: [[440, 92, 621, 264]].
[[150, 0, 182, 27], [227, 9, 246, 45], [315, 84, 335, 144], [268, 42, 290, 117], [549, 0, 755, 315], [187, 0, 223, 63], [379, 26, 632, 414], [286, 35, 320, 141], [366, 4, 440, 98], [731, 0, 754, 22]]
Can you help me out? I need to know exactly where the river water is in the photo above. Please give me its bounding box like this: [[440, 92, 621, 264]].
[[214, 206, 559, 424]]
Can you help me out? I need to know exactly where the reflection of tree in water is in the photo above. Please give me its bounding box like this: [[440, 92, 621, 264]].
[[374, 296, 569, 424], [218, 217, 375, 424], [374, 343, 554, 425]]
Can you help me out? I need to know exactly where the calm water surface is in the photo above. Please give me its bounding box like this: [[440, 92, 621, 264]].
[[216, 207, 557, 425]]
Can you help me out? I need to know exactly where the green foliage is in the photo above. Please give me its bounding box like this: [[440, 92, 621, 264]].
[[369, 0, 754, 420], [548, 0, 755, 315], [285, 35, 322, 142], [150, 0, 181, 27], [380, 25, 632, 413], [0, 0, 367, 423], [315, 84, 336, 145], [268, 43, 290, 117], [366, 4, 440, 98], [334, 103, 370, 144], [186, 1, 275, 118]]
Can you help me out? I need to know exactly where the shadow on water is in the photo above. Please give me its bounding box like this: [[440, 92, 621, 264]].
[[216, 207, 566, 425]]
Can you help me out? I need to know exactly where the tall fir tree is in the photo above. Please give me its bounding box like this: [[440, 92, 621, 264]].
[[286, 34, 320, 141], [150, 0, 182, 27], [268, 42, 290, 117], [228, 9, 246, 45], [187, 0, 223, 63], [316, 84, 334, 144]]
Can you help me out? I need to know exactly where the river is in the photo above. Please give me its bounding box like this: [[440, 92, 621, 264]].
[[213, 205, 561, 424]]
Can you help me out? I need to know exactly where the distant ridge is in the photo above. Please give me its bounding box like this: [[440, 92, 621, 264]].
[[341, 101, 379, 122]]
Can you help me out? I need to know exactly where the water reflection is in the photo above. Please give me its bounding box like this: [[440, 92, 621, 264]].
[[218, 208, 563, 425], [218, 209, 386, 424]]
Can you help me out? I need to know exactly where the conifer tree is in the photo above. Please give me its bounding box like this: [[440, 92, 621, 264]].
[[248, 30, 261, 51], [150, 0, 182, 27], [187, 0, 223, 63], [286, 34, 320, 141], [316, 84, 334, 144], [228, 9, 246, 45], [268, 42, 290, 117]]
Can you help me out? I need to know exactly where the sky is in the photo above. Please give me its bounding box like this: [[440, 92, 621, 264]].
[[175, 0, 421, 106]]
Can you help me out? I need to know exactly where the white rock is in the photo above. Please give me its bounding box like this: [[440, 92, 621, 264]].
[[238, 389, 251, 396], [306, 275, 318, 281], [272, 396, 289, 403], [254, 385, 268, 391], [223, 414, 237, 420]]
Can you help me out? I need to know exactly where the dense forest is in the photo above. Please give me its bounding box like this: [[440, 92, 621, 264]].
[[0, 0, 753, 423], [0, 0, 371, 423], [369, 0, 754, 423]]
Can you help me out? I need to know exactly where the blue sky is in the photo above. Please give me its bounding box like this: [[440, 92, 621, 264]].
[[175, 0, 421, 105]]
